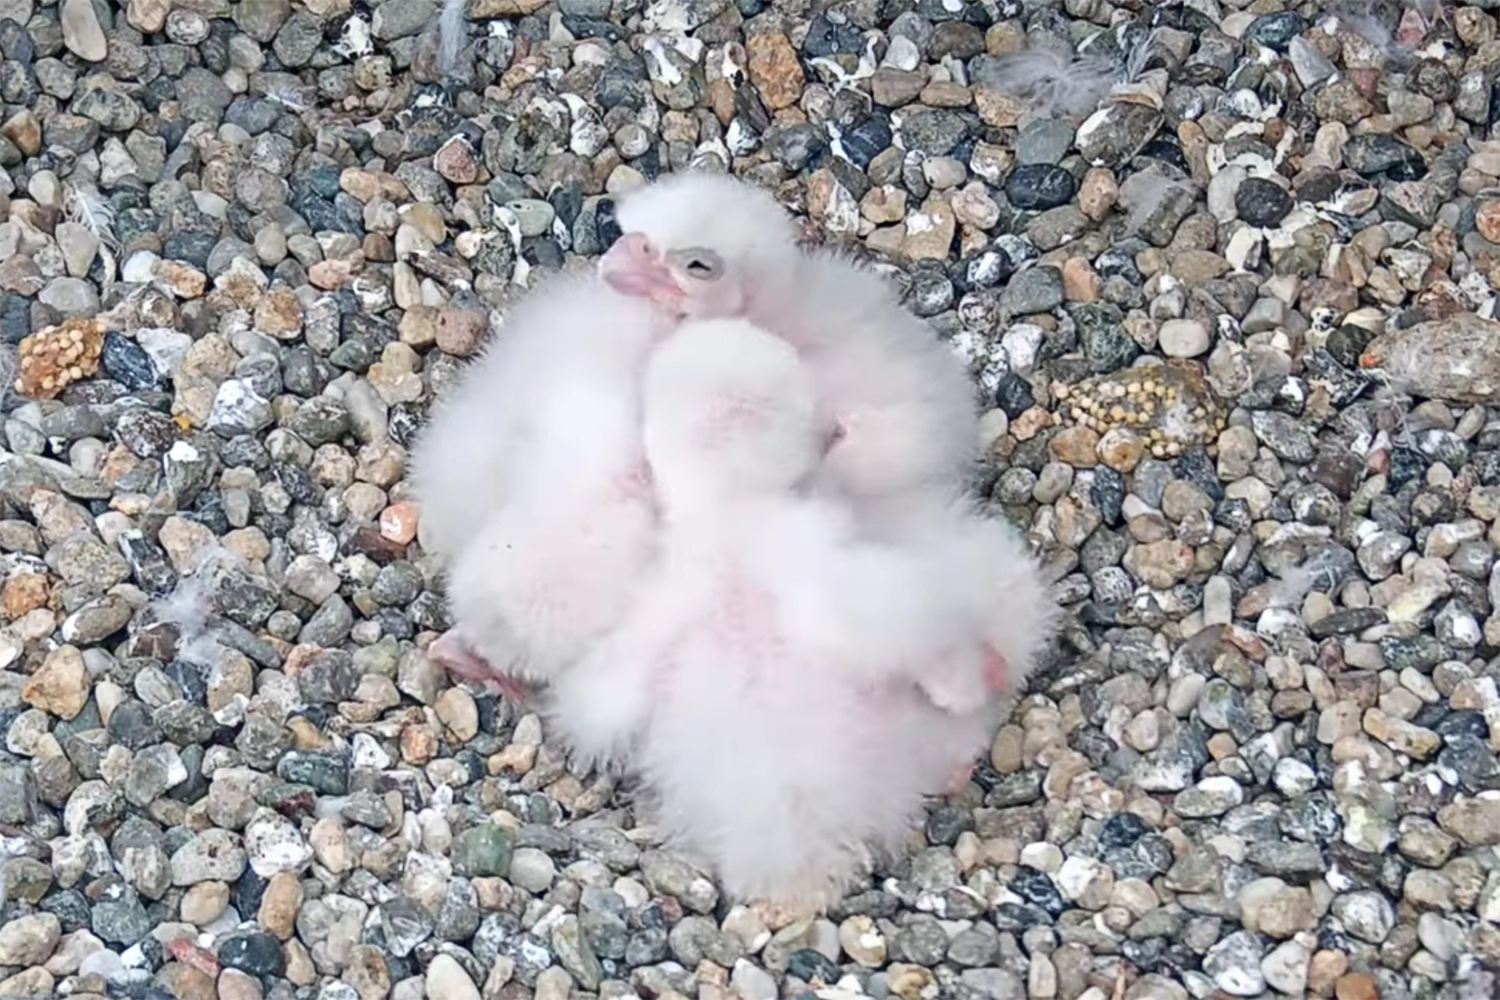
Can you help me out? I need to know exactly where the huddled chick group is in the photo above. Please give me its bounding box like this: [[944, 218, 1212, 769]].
[[410, 171, 1060, 910]]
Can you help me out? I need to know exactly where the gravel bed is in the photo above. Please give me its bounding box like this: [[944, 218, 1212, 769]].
[[0, 2, 1498, 1000]]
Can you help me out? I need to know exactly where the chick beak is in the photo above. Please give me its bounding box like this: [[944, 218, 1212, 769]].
[[599, 233, 684, 306], [1358, 353, 1378, 369]]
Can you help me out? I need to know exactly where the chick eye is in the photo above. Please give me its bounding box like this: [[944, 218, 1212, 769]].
[[673, 248, 724, 281]]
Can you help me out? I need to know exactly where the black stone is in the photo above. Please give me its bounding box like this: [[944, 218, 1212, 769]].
[[1175, 447, 1224, 502], [1005, 163, 1077, 211], [802, 15, 863, 57], [1386, 157, 1427, 182], [164, 660, 209, 705], [763, 122, 827, 171], [1308, 607, 1388, 638], [1244, 11, 1303, 48], [1437, 711, 1490, 742], [1378, 634, 1446, 672], [595, 197, 623, 251], [993, 372, 1034, 418], [218, 931, 285, 976], [107, 700, 163, 751], [1072, 303, 1138, 374], [1070, 726, 1114, 767], [1122, 937, 1170, 973], [1440, 734, 1500, 793], [101, 332, 164, 391], [1094, 248, 1143, 284], [388, 403, 425, 449], [994, 901, 1051, 929], [963, 248, 1014, 288], [1235, 177, 1294, 226], [1098, 811, 1150, 851], [842, 115, 892, 171], [41, 889, 92, 933], [277, 751, 349, 795], [594, 60, 646, 110], [1008, 867, 1067, 915], [1387, 447, 1427, 490], [786, 949, 842, 984], [549, 183, 582, 230], [901, 109, 969, 156], [1091, 466, 1125, 527], [906, 267, 954, 317], [1344, 135, 1423, 176], [925, 803, 974, 845], [1324, 324, 1375, 369], [1134, 833, 1176, 874], [115, 409, 179, 460], [561, 16, 625, 41], [1138, 137, 1190, 172]]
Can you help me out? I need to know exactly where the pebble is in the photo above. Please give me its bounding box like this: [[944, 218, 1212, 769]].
[[1234, 177, 1295, 227], [1157, 319, 1210, 359], [60, 0, 108, 61], [425, 954, 481, 1000], [1005, 164, 1077, 211]]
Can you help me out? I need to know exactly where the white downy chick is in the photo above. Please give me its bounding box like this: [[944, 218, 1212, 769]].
[[601, 171, 980, 503], [549, 317, 997, 909], [601, 171, 1040, 721], [409, 266, 672, 687]]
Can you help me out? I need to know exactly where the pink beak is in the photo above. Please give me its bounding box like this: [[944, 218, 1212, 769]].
[[599, 233, 684, 305]]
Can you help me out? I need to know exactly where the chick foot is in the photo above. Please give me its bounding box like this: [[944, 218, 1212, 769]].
[[982, 643, 1012, 691], [428, 630, 535, 705]]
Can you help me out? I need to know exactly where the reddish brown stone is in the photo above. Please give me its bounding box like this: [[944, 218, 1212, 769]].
[[746, 33, 804, 111]]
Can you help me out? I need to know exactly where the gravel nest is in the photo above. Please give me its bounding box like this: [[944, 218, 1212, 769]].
[[0, 1, 1499, 1000]]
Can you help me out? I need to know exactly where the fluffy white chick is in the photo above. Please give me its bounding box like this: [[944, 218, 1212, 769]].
[[409, 265, 672, 691], [601, 171, 1039, 714], [549, 317, 997, 909], [600, 171, 980, 503]]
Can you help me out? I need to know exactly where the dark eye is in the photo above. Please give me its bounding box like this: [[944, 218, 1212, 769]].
[[672, 247, 724, 281]]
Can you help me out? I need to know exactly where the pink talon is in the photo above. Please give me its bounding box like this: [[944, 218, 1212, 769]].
[[982, 643, 1010, 692], [429, 631, 534, 705]]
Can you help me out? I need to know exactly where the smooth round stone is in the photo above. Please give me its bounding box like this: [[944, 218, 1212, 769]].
[[505, 199, 556, 238], [1158, 318, 1211, 358], [217, 929, 286, 977], [1235, 177, 1294, 227], [1015, 118, 1076, 166], [1005, 163, 1077, 211]]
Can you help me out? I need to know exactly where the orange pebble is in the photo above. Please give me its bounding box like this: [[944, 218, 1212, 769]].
[[379, 501, 419, 545]]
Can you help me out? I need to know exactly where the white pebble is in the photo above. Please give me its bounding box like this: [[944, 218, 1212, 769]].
[[730, 959, 777, 1000], [1158, 318, 1211, 358], [508, 847, 557, 893], [1019, 842, 1062, 873], [425, 954, 480, 1000]]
